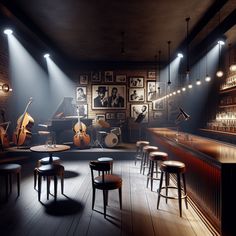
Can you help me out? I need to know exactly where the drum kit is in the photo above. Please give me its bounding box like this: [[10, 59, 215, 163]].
[[92, 119, 121, 148]]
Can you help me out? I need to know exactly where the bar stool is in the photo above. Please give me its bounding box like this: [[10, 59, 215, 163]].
[[34, 156, 61, 189], [135, 141, 150, 166], [97, 157, 113, 174], [0, 164, 21, 201], [36, 164, 64, 201], [146, 151, 168, 191], [141, 145, 158, 175], [157, 160, 188, 217]]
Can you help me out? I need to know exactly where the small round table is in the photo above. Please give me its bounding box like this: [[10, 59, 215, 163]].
[[30, 145, 70, 163]]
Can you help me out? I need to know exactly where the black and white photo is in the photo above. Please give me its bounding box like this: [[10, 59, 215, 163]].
[[128, 88, 145, 102], [130, 104, 149, 123]]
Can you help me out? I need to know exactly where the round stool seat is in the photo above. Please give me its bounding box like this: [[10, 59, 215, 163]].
[[143, 145, 158, 153], [136, 141, 150, 147], [38, 164, 64, 175], [39, 156, 60, 165], [149, 152, 168, 161], [160, 160, 186, 173], [94, 175, 122, 190], [0, 164, 21, 173]]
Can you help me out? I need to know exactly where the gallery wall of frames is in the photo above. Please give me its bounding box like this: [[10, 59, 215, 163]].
[[74, 69, 168, 125]]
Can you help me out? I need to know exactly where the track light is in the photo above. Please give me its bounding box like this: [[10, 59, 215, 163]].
[[177, 53, 184, 58], [43, 53, 50, 58], [3, 29, 13, 35]]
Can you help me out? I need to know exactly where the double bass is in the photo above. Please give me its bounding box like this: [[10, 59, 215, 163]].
[[13, 97, 34, 146], [73, 107, 90, 148]]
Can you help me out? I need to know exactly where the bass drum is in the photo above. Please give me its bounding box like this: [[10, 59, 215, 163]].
[[104, 133, 118, 148]]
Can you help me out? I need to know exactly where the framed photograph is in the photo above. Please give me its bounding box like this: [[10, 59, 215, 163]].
[[91, 71, 101, 83], [148, 71, 156, 78], [129, 77, 144, 87], [104, 71, 114, 83], [115, 74, 127, 83], [92, 85, 126, 109], [96, 114, 105, 121], [105, 112, 116, 120], [77, 104, 88, 118], [147, 81, 166, 101], [128, 88, 145, 102], [153, 99, 165, 111], [130, 104, 149, 123], [76, 86, 87, 102], [116, 112, 126, 120], [153, 111, 163, 120], [79, 74, 89, 85]]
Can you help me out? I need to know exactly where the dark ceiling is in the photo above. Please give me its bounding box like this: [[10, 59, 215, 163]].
[[0, 0, 236, 66]]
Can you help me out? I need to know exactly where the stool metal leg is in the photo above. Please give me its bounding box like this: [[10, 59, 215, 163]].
[[17, 172, 20, 196], [165, 172, 168, 204], [9, 174, 12, 193], [47, 177, 50, 200], [182, 173, 188, 209], [38, 175, 42, 201], [157, 171, 164, 209], [54, 176, 57, 201], [177, 173, 182, 217]]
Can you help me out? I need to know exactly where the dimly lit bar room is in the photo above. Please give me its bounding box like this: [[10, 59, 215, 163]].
[[0, 1, 236, 235]]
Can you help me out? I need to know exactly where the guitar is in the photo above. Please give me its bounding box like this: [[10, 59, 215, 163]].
[[73, 106, 90, 148], [13, 97, 34, 146]]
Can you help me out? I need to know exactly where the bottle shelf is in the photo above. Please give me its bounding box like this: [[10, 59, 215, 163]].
[[219, 104, 236, 108], [220, 86, 236, 93]]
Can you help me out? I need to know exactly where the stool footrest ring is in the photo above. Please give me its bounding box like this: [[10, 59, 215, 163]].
[[158, 186, 187, 200]]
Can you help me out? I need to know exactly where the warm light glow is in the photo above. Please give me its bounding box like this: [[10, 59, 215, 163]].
[[188, 84, 193, 89], [230, 64, 236, 72], [44, 53, 50, 58], [205, 75, 211, 82], [182, 87, 186, 91], [177, 53, 184, 58], [218, 40, 225, 46], [9, 88, 13, 92], [4, 29, 13, 35], [177, 90, 181, 93], [196, 80, 201, 85], [216, 70, 224, 77], [173, 91, 176, 95]]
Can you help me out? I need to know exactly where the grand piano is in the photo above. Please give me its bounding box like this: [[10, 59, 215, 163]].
[[47, 97, 93, 143]]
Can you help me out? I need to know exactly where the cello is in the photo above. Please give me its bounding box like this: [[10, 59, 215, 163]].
[[13, 97, 34, 146], [73, 106, 90, 148]]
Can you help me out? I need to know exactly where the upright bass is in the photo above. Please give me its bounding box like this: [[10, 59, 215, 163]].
[[73, 106, 90, 148], [13, 97, 34, 146]]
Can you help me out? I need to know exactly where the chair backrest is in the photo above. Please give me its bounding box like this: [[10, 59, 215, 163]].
[[89, 161, 111, 185]]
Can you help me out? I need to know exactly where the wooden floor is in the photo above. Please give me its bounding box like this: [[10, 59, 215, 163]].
[[0, 157, 219, 236]]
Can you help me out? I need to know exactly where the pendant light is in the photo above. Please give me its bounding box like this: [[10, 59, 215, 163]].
[[196, 62, 201, 85], [185, 17, 192, 88], [205, 50, 211, 82], [167, 41, 171, 86], [157, 50, 161, 94]]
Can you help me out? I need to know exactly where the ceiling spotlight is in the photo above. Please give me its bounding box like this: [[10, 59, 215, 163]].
[[177, 53, 184, 58], [188, 84, 193, 89], [196, 79, 201, 85], [205, 75, 211, 82], [173, 91, 176, 95], [43, 53, 50, 58], [217, 40, 225, 46], [177, 90, 181, 93], [182, 87, 186, 91], [3, 29, 13, 35]]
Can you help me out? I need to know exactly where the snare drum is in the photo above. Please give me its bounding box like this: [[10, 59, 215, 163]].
[[104, 133, 118, 148]]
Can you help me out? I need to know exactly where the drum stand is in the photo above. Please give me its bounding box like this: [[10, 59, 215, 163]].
[[90, 127, 104, 149]]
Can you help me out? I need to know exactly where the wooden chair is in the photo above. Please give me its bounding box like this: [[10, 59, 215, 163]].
[[89, 161, 122, 218]]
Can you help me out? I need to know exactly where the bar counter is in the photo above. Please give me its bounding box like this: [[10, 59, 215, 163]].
[[149, 128, 236, 236]]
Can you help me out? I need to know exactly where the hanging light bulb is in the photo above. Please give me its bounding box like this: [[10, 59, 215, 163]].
[[167, 41, 171, 86], [205, 75, 211, 82], [196, 79, 202, 85]]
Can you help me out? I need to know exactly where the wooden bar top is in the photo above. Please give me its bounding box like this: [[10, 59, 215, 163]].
[[149, 127, 236, 164]]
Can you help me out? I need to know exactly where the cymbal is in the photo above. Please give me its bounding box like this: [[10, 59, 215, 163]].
[[64, 115, 84, 119], [97, 119, 110, 128], [38, 124, 48, 128]]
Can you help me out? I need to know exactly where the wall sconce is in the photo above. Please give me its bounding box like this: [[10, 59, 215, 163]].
[[1, 83, 12, 93]]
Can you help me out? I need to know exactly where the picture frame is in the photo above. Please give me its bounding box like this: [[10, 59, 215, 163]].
[[96, 114, 105, 121], [104, 71, 114, 83], [128, 88, 145, 102], [153, 111, 163, 120], [91, 71, 101, 83], [130, 104, 149, 123], [76, 86, 87, 102], [92, 85, 126, 109], [153, 99, 165, 111], [148, 71, 156, 78], [129, 77, 144, 87], [79, 74, 89, 85], [115, 74, 127, 83], [147, 81, 166, 101], [77, 104, 88, 118], [116, 112, 126, 120], [105, 112, 116, 120]]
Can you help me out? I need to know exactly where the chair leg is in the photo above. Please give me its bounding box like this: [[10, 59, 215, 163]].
[[61, 172, 64, 194], [157, 172, 164, 209], [182, 173, 188, 209], [54, 176, 57, 201], [177, 173, 182, 217], [34, 169, 37, 189], [119, 187, 122, 209], [17, 172, 20, 196], [103, 190, 107, 218], [9, 174, 12, 193], [105, 190, 109, 206], [47, 177, 50, 200], [92, 188, 96, 210]]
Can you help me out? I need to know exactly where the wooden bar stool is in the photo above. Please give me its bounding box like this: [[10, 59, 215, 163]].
[[34, 156, 61, 189], [157, 160, 188, 217], [141, 145, 158, 175], [0, 164, 21, 201], [97, 157, 114, 174], [36, 164, 64, 201], [135, 140, 150, 166], [146, 151, 168, 191]]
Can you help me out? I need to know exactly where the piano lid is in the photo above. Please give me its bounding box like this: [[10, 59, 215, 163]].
[[52, 97, 77, 120]]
